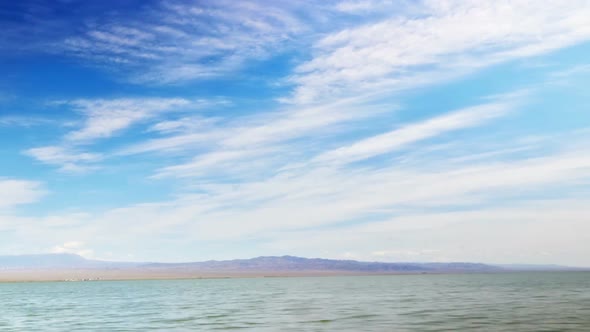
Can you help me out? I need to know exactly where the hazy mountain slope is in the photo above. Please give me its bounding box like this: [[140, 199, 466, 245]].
[[143, 255, 499, 272], [3, 254, 585, 273]]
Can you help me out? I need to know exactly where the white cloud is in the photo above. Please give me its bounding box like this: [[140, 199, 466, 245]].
[[0, 116, 56, 127], [52, 241, 94, 258], [291, 0, 590, 103], [23, 97, 216, 172], [334, 0, 398, 14], [24, 146, 102, 173], [60, 0, 310, 83], [220, 98, 387, 149], [5, 127, 590, 263], [147, 116, 219, 134], [264, 198, 590, 265], [0, 179, 46, 210], [148, 95, 514, 179], [118, 96, 389, 163], [153, 147, 278, 179], [20, 140, 588, 263], [84, 136, 590, 245], [65, 98, 191, 142], [315, 101, 512, 165], [117, 132, 224, 156]]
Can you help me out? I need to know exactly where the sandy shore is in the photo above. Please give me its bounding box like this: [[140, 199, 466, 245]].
[[0, 268, 399, 282]]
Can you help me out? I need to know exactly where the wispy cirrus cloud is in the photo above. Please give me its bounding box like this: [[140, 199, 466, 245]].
[[22, 97, 227, 172], [138, 144, 590, 242], [290, 0, 590, 103], [145, 90, 517, 180], [118, 96, 391, 158], [23, 137, 589, 262], [59, 0, 311, 83], [314, 101, 514, 165], [146, 116, 220, 135], [0, 116, 56, 127], [24, 146, 103, 173], [62, 98, 192, 142]]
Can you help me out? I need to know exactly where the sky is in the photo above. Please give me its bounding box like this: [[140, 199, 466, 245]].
[[1, 0, 589, 265]]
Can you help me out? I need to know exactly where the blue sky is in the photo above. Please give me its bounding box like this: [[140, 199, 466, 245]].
[[1, 0, 590, 265]]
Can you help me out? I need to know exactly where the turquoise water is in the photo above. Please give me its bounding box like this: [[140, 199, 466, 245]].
[[1, 272, 589, 331]]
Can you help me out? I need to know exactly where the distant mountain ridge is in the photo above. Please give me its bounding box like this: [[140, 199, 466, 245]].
[[0, 254, 586, 272], [496, 264, 588, 271], [144, 255, 499, 272]]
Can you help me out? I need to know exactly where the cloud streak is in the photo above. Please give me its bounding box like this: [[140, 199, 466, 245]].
[[59, 0, 312, 83], [315, 101, 513, 165], [291, 0, 590, 103], [24, 146, 103, 173], [64, 98, 191, 142], [23, 97, 220, 172]]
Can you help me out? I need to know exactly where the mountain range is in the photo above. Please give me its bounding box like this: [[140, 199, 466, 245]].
[[1, 254, 585, 274]]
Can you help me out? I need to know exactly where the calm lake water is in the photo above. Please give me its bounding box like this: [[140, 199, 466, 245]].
[[1, 272, 589, 331]]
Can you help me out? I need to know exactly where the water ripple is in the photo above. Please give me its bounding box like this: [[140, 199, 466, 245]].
[[0, 272, 589, 331]]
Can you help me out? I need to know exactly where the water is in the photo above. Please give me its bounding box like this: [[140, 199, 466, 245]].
[[1, 272, 589, 331]]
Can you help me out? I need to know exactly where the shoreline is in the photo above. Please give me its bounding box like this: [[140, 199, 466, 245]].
[[0, 269, 423, 283], [2, 269, 586, 283]]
